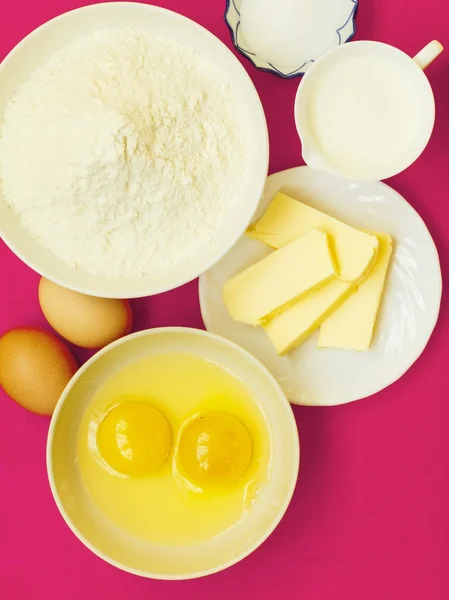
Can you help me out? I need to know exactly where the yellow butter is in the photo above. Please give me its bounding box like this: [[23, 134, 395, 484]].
[[263, 278, 354, 355], [247, 193, 379, 282], [223, 229, 336, 325], [318, 232, 393, 351]]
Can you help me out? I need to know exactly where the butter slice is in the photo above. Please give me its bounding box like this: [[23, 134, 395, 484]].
[[247, 193, 379, 282], [223, 229, 336, 326], [318, 233, 393, 351], [263, 278, 354, 355]]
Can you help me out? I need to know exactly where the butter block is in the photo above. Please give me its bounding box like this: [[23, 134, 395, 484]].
[[247, 193, 379, 282], [318, 232, 393, 351], [223, 229, 336, 326], [263, 278, 354, 355]]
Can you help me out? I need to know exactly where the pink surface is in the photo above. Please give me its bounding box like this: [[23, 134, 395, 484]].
[[1, 1, 449, 598]]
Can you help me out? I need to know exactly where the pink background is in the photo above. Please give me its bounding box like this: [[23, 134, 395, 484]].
[[1, 1, 449, 598]]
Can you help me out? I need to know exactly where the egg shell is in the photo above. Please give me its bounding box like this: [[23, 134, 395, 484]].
[[38, 278, 132, 349], [0, 327, 78, 415]]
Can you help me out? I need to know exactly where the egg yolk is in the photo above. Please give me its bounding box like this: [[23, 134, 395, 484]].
[[177, 412, 252, 487], [97, 401, 171, 477]]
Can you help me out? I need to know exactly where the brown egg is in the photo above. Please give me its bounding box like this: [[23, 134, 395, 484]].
[[38, 278, 132, 349], [0, 328, 77, 415]]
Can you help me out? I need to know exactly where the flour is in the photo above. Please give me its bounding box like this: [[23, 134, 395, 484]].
[[0, 29, 247, 277]]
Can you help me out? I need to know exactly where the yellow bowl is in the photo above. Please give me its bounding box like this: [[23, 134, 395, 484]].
[[47, 328, 299, 580]]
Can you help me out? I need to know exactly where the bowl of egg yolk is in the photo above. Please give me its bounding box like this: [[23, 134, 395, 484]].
[[47, 327, 299, 579]]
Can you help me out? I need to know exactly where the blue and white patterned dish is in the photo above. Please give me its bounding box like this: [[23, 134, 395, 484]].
[[224, 0, 359, 79]]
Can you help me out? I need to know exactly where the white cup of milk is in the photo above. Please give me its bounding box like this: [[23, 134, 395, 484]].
[[294, 40, 443, 181]]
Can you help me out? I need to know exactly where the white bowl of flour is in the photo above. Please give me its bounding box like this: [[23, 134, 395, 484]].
[[0, 2, 268, 298]]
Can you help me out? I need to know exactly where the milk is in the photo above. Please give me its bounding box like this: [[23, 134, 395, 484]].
[[308, 54, 420, 175], [295, 41, 438, 181]]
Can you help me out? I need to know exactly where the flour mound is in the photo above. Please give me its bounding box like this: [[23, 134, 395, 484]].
[[0, 29, 247, 277]]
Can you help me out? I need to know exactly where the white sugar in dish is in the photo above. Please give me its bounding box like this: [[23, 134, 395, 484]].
[[240, 0, 340, 68], [0, 29, 248, 278]]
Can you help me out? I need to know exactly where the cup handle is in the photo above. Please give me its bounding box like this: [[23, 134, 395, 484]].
[[413, 40, 444, 70]]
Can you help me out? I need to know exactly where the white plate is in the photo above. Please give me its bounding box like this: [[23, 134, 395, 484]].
[[199, 166, 442, 406]]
